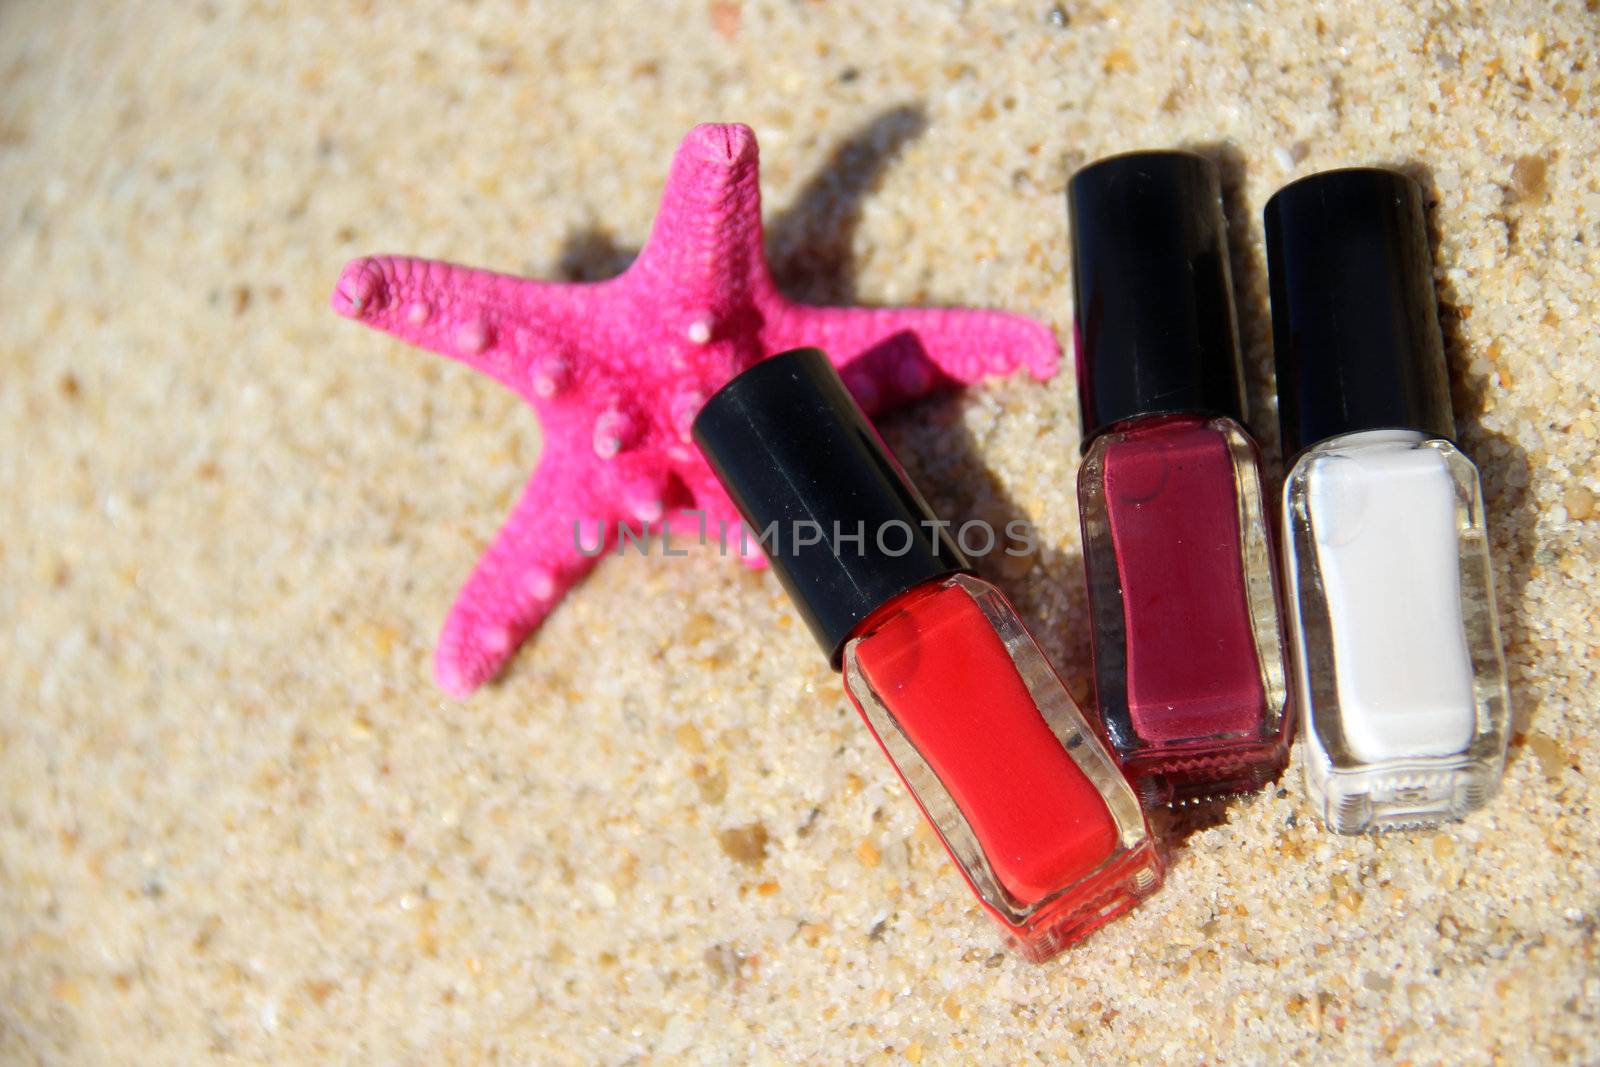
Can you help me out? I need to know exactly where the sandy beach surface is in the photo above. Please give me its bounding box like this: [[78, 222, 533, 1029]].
[[2, 2, 1596, 1062]]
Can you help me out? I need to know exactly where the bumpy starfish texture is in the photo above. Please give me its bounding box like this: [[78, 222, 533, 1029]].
[[331, 122, 1060, 697]]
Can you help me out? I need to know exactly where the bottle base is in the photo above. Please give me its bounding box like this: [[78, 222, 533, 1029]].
[[1308, 757, 1502, 834], [1116, 738, 1291, 809], [987, 838, 1165, 963]]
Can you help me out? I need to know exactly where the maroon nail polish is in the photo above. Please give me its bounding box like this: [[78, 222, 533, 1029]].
[[1068, 151, 1292, 806]]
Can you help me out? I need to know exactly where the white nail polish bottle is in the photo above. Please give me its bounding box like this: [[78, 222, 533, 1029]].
[[1265, 169, 1511, 834]]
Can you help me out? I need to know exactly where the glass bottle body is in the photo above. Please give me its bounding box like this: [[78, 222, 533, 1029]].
[[1282, 430, 1510, 833], [842, 574, 1162, 961], [1077, 414, 1291, 806]]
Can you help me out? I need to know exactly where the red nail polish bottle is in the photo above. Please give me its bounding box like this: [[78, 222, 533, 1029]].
[[1067, 152, 1292, 807], [694, 348, 1162, 961]]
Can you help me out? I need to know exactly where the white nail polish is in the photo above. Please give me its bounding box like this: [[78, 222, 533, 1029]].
[[1267, 169, 1511, 834], [1283, 430, 1507, 831]]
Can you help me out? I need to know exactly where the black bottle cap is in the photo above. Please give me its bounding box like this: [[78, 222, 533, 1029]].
[[1067, 150, 1247, 449], [1264, 168, 1456, 458], [692, 348, 967, 669]]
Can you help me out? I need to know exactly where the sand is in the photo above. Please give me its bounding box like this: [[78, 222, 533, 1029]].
[[1, 1, 1596, 1063]]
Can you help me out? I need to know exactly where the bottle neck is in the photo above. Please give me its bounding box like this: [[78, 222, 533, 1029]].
[[846, 578, 954, 649], [1082, 410, 1246, 451], [1301, 427, 1430, 455]]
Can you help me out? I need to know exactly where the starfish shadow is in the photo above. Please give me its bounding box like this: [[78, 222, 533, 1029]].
[[555, 106, 1053, 409], [766, 103, 928, 304], [553, 104, 930, 303], [553, 104, 991, 408]]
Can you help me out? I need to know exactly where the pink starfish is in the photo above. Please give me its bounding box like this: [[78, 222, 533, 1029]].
[[331, 123, 1060, 697]]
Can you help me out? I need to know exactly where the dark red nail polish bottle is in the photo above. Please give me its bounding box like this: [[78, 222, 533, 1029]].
[[694, 348, 1162, 961], [1067, 152, 1292, 807]]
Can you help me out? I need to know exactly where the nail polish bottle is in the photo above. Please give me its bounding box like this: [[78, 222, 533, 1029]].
[[1265, 168, 1511, 834], [693, 348, 1162, 961], [1065, 152, 1291, 807]]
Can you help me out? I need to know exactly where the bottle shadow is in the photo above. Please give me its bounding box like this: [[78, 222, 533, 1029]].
[[1171, 140, 1293, 844], [898, 413, 1240, 856], [1394, 160, 1540, 747], [1186, 141, 1286, 478], [892, 140, 1288, 857], [893, 419, 1094, 708]]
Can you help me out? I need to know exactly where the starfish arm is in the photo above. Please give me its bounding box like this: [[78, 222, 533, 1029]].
[[332, 254, 593, 397], [625, 124, 777, 330], [761, 302, 1061, 414], [433, 439, 628, 697]]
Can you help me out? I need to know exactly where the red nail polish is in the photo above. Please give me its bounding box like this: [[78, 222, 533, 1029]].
[[1068, 152, 1291, 806], [846, 575, 1160, 958], [695, 348, 1163, 961]]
